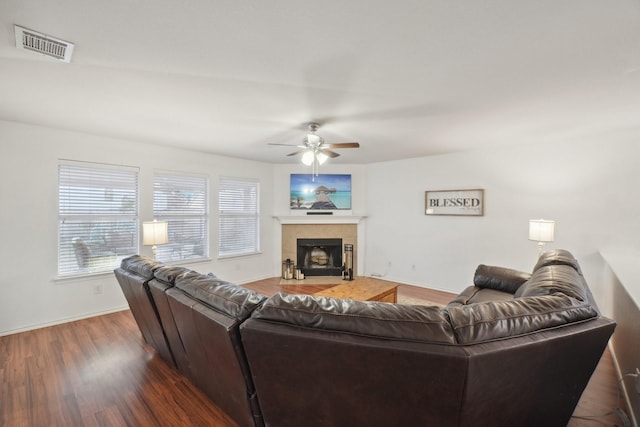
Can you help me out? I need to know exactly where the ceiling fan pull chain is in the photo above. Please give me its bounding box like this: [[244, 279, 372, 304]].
[[312, 153, 318, 181]]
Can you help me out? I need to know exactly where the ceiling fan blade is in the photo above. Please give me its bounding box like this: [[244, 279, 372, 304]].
[[286, 150, 305, 157], [325, 142, 360, 149], [268, 142, 300, 147], [320, 149, 341, 158]]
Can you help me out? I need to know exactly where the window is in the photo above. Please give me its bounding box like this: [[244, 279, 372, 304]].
[[218, 177, 260, 257], [153, 171, 208, 262], [58, 161, 139, 276]]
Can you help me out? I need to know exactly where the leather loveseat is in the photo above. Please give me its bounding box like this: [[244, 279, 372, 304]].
[[115, 249, 615, 427]]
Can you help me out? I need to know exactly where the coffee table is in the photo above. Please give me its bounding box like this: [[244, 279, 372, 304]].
[[313, 277, 398, 303]]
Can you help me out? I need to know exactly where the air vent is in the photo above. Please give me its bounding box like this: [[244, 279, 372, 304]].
[[14, 25, 74, 63]]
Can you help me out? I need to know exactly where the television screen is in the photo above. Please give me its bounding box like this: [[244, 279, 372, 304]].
[[290, 174, 352, 210]]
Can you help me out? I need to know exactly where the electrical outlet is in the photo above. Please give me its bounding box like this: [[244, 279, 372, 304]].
[[93, 284, 103, 295]]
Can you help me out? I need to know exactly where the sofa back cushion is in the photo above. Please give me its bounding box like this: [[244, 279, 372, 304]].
[[165, 280, 265, 427], [115, 255, 175, 367], [446, 294, 598, 344], [534, 249, 581, 273], [473, 264, 531, 294], [251, 292, 456, 344], [174, 271, 265, 320], [514, 265, 587, 301], [153, 265, 192, 286], [120, 255, 158, 279]]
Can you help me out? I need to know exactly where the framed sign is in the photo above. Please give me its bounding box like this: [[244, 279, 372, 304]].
[[425, 189, 484, 216]]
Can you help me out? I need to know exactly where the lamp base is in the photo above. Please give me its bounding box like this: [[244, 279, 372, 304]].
[[537, 242, 545, 256]]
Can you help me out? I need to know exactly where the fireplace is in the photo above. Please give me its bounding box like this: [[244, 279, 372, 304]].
[[280, 220, 360, 277], [297, 238, 343, 276]]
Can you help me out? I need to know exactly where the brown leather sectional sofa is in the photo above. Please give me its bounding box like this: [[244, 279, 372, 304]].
[[114, 249, 615, 427]]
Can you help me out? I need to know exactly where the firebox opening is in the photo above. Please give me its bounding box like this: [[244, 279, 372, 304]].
[[297, 238, 343, 276]]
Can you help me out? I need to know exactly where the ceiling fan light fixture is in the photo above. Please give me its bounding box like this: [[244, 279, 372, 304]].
[[301, 150, 315, 166], [317, 152, 328, 164], [268, 122, 360, 178]]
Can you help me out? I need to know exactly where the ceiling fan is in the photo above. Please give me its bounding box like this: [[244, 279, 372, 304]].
[[269, 122, 360, 176]]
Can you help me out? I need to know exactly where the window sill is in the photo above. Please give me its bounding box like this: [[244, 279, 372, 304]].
[[162, 257, 212, 266], [218, 251, 263, 260]]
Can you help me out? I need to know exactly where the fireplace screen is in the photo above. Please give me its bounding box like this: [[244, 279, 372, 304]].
[[297, 238, 343, 276]]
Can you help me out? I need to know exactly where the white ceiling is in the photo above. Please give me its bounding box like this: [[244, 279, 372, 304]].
[[1, 1, 640, 164]]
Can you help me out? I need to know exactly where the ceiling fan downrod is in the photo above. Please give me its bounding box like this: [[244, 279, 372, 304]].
[[308, 122, 320, 133]]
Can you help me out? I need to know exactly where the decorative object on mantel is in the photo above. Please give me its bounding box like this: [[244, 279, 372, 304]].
[[142, 220, 168, 260], [529, 219, 555, 254], [268, 123, 359, 178], [425, 189, 484, 216], [290, 174, 352, 211]]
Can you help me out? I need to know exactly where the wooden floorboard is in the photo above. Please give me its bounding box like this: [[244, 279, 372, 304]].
[[0, 278, 629, 426]]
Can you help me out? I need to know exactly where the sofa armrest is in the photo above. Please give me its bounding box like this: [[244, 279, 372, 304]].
[[473, 264, 531, 294]]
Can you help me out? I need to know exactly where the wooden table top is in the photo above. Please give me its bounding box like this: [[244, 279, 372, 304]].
[[312, 277, 398, 302]]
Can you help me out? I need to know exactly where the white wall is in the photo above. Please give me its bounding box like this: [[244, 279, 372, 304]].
[[0, 120, 276, 335], [3, 118, 638, 335], [364, 139, 640, 314]]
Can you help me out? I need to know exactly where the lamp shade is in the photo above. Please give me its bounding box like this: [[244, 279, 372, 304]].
[[528, 219, 555, 243], [301, 150, 315, 166], [316, 152, 328, 165], [143, 221, 168, 246]]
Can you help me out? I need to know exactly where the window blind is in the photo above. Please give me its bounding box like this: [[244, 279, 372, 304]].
[[153, 171, 208, 262], [58, 162, 139, 276], [218, 177, 260, 257]]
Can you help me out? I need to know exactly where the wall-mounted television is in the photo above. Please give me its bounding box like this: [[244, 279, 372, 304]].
[[290, 174, 352, 210]]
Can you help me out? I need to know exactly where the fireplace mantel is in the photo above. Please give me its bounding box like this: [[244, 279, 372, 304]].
[[274, 215, 366, 225]]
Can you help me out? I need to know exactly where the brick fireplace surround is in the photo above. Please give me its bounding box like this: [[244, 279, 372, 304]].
[[276, 216, 365, 277]]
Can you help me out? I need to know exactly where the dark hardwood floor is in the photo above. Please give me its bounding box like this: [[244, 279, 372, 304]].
[[0, 278, 629, 426]]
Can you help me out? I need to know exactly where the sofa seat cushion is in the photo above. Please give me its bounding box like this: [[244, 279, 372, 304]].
[[120, 255, 158, 279], [448, 286, 514, 306], [515, 265, 587, 301], [446, 294, 598, 344], [175, 271, 266, 320], [251, 292, 456, 344], [473, 264, 531, 294]]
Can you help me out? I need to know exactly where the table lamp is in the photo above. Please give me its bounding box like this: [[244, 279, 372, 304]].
[[143, 220, 168, 260], [528, 219, 555, 255]]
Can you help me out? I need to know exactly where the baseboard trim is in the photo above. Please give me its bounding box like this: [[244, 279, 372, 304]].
[[609, 343, 639, 427]]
